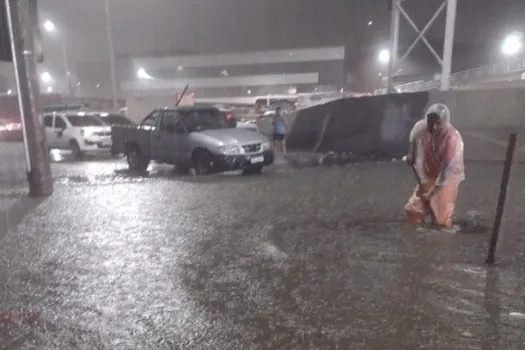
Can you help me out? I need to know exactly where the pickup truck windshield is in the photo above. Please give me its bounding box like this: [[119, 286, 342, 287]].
[[179, 109, 229, 132], [67, 115, 104, 127]]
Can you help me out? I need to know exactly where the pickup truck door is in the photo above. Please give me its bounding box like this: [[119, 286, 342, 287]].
[[146, 109, 164, 160], [155, 110, 184, 163]]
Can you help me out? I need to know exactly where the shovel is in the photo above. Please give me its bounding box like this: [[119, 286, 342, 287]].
[[411, 164, 437, 224]]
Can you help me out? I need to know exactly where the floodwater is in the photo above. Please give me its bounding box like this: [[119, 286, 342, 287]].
[[0, 159, 525, 349]]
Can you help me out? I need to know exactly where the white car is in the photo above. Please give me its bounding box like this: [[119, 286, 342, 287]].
[[43, 111, 112, 159], [236, 120, 258, 132]]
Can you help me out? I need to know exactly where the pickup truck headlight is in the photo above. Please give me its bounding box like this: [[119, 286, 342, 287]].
[[260, 142, 271, 151], [219, 144, 243, 155]]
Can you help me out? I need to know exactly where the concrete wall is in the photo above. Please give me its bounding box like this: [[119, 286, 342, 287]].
[[429, 88, 525, 128]]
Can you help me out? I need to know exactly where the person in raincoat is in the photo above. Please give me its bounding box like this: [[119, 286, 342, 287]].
[[404, 103, 465, 228]]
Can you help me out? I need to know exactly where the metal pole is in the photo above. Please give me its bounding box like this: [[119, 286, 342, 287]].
[[486, 133, 518, 265], [388, 0, 400, 93], [5, 0, 53, 196], [441, 0, 457, 90], [104, 0, 118, 109], [61, 40, 71, 95]]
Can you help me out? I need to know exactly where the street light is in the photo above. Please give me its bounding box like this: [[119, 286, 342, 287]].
[[43, 19, 55, 33], [378, 49, 390, 64], [137, 67, 154, 80], [7, 89, 12, 95], [501, 32, 523, 57], [41, 71, 53, 84]]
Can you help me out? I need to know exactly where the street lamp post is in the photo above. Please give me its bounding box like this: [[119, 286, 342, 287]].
[[104, 0, 119, 110], [43, 19, 72, 95]]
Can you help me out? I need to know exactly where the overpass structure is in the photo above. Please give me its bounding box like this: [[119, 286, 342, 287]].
[[120, 47, 346, 98], [375, 58, 525, 94]]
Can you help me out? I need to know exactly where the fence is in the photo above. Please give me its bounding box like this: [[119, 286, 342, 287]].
[[375, 58, 525, 95]]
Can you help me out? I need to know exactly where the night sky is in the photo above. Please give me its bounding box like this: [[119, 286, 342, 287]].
[[40, 0, 525, 61]]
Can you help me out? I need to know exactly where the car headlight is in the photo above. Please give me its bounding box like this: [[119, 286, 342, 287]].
[[219, 144, 243, 155], [260, 142, 271, 151]]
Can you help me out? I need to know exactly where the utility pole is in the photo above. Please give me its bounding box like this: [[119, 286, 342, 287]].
[[441, 0, 457, 90], [4, 0, 53, 196], [387, 0, 400, 93], [104, 0, 119, 110]]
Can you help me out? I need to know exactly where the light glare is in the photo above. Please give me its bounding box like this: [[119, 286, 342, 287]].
[[378, 49, 390, 64], [502, 33, 523, 56]]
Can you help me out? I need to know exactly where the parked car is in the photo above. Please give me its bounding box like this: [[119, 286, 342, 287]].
[[42, 111, 112, 159], [97, 112, 134, 126], [0, 118, 23, 142], [111, 107, 274, 175]]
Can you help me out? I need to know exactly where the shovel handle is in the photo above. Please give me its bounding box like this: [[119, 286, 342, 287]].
[[411, 165, 437, 223]]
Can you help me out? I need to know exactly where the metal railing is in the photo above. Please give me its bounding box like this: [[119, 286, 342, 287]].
[[374, 58, 525, 95]]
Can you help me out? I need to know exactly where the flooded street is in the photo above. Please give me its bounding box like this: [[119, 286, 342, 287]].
[[1, 156, 525, 348]]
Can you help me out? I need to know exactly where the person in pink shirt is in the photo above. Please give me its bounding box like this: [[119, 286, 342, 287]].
[[404, 103, 465, 228]]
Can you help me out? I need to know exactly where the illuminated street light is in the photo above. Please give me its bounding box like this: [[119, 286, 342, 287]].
[[43, 19, 56, 33], [368, 21, 373, 26], [41, 71, 53, 84], [47, 86, 53, 93], [501, 32, 523, 56], [378, 49, 390, 64], [7, 89, 12, 95], [137, 67, 154, 80]]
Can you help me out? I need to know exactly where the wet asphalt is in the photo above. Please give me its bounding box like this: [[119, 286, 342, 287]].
[[1, 145, 525, 348]]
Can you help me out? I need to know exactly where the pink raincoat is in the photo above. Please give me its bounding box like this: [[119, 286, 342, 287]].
[[404, 117, 465, 227]]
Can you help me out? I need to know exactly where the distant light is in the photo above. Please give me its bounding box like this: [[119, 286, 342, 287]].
[[78, 112, 86, 116], [41, 71, 53, 84], [378, 72, 382, 77], [100, 112, 109, 117], [368, 21, 373, 26], [77, 82, 81, 87], [247, 89, 252, 95], [7, 89, 12, 95], [220, 69, 229, 77], [378, 49, 390, 64], [137, 67, 154, 80], [46, 86, 53, 93], [502, 32, 523, 56], [177, 65, 183, 71], [96, 83, 100, 88], [43, 20, 56, 33]]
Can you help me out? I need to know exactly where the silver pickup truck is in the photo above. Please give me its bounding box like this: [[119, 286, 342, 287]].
[[111, 107, 274, 175]]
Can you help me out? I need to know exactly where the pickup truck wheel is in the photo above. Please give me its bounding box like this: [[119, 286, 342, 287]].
[[243, 164, 264, 175], [70, 140, 84, 160], [193, 150, 216, 175], [127, 148, 149, 172]]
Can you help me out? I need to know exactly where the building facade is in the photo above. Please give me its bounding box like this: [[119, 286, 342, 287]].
[[120, 46, 346, 100]]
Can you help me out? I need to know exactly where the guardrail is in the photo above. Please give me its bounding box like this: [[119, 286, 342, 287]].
[[374, 58, 525, 95]]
